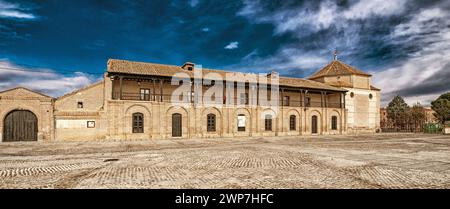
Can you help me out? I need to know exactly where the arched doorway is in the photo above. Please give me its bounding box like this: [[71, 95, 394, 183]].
[[172, 113, 182, 137], [311, 115, 318, 134], [3, 110, 38, 142]]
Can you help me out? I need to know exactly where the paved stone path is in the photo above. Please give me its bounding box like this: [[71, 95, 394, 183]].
[[0, 133, 449, 188]]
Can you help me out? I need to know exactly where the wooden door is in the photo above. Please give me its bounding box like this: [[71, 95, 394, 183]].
[[172, 113, 182, 137], [3, 110, 38, 142], [312, 115, 318, 134]]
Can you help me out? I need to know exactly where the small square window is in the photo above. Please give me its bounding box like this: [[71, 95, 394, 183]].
[[77, 102, 84, 108], [87, 121, 95, 128]]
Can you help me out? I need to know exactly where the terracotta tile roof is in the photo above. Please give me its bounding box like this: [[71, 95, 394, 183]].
[[309, 60, 371, 79], [278, 77, 346, 92], [107, 59, 346, 92]]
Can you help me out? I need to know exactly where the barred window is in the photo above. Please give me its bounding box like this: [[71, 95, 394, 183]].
[[331, 116, 338, 130], [132, 113, 144, 133], [289, 115, 296, 131], [265, 114, 273, 131], [140, 88, 151, 101], [207, 114, 216, 132]]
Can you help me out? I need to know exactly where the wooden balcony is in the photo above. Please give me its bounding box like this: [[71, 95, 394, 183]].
[[112, 92, 344, 108]]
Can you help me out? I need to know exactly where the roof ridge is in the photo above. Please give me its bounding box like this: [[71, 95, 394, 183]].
[[0, 86, 53, 98], [309, 60, 371, 79], [108, 59, 347, 92], [56, 81, 103, 100], [108, 58, 182, 69]]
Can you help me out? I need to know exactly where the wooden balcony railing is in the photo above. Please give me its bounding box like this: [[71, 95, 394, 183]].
[[113, 92, 344, 108]]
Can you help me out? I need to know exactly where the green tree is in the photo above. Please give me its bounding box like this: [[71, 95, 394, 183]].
[[410, 102, 426, 132], [436, 92, 450, 101], [387, 95, 409, 129], [431, 92, 450, 124]]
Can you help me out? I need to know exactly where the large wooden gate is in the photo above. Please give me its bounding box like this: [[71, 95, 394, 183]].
[[172, 113, 182, 137], [311, 115, 318, 134], [3, 110, 38, 142]]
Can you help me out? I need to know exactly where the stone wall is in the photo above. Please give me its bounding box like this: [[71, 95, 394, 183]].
[[345, 87, 380, 133], [105, 99, 346, 140], [53, 81, 108, 141]]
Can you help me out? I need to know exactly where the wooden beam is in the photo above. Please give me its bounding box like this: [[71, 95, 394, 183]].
[[343, 93, 346, 109], [119, 76, 123, 100], [111, 76, 115, 100], [160, 79, 163, 102], [320, 91, 324, 108], [152, 79, 156, 101]]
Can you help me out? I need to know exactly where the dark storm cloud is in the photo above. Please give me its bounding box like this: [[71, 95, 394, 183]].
[[384, 63, 450, 99], [236, 0, 450, 105]]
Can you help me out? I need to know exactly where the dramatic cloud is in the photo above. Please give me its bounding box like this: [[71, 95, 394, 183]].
[[226, 48, 329, 77], [0, 60, 99, 97], [342, 0, 407, 20], [236, 0, 450, 106], [0, 0, 448, 107], [224, 41, 239, 49], [373, 7, 450, 106], [0, 0, 36, 19], [239, 0, 408, 35]]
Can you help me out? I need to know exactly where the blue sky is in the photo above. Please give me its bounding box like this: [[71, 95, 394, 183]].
[[0, 0, 449, 106]]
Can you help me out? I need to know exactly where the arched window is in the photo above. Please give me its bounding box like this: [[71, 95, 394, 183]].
[[172, 113, 182, 137], [132, 113, 144, 133], [237, 114, 246, 132], [207, 114, 216, 132], [312, 115, 318, 134], [265, 114, 273, 131], [289, 115, 296, 131], [331, 116, 338, 130]]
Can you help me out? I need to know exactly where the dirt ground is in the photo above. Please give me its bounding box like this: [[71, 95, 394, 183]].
[[0, 133, 449, 189]]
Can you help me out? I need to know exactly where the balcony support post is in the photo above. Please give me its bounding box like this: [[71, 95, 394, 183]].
[[119, 76, 123, 100], [343, 92, 346, 109], [111, 76, 115, 100], [160, 79, 163, 102], [152, 79, 156, 101]]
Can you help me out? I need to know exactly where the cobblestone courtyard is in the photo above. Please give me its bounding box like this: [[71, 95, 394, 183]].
[[0, 133, 449, 189]]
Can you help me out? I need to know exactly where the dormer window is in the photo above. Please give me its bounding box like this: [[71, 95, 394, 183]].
[[188, 66, 193, 71]]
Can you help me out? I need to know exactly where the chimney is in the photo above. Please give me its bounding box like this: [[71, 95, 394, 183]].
[[267, 70, 279, 78], [181, 62, 195, 71]]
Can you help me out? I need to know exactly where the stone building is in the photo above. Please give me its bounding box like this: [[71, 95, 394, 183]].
[[309, 60, 381, 133], [0, 58, 381, 142]]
